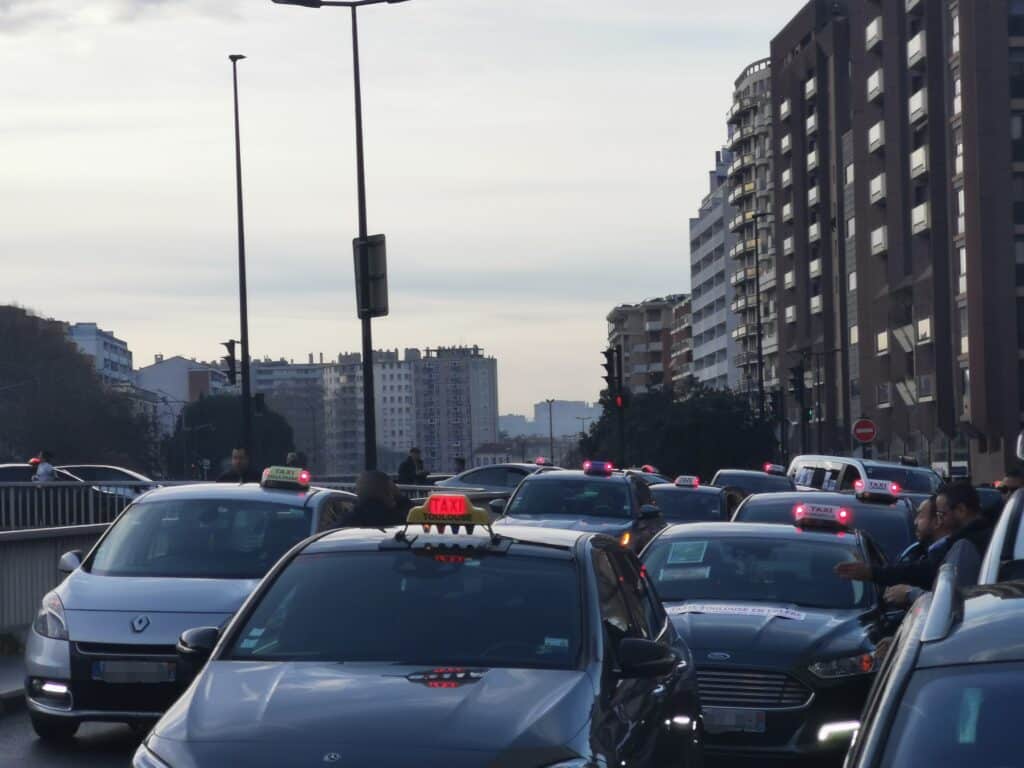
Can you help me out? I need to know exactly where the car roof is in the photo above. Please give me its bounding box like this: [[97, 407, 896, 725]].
[[463, 463, 544, 472], [653, 520, 862, 546], [712, 469, 772, 478], [741, 491, 908, 511], [650, 483, 723, 496], [306, 522, 596, 553], [918, 583, 1024, 667], [134, 482, 349, 505], [58, 464, 150, 477], [525, 469, 629, 484]]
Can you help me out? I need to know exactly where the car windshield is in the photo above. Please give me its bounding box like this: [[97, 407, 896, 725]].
[[734, 498, 913, 562], [712, 472, 794, 493], [651, 488, 724, 522], [881, 663, 1024, 767], [227, 551, 581, 669], [865, 465, 940, 493], [643, 536, 869, 610], [88, 499, 313, 579], [506, 477, 631, 519]]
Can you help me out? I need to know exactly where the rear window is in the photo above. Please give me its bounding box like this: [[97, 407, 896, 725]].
[[651, 488, 724, 523], [734, 498, 913, 562], [228, 551, 581, 670], [865, 466, 941, 493], [507, 477, 631, 519], [711, 471, 795, 493]]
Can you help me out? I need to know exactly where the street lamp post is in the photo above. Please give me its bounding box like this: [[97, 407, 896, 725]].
[[575, 415, 593, 439], [271, 0, 411, 471], [229, 54, 253, 457], [545, 399, 556, 463]]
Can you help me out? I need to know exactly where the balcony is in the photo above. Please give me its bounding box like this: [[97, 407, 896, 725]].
[[810, 295, 823, 315], [730, 266, 757, 286], [785, 305, 797, 324], [912, 201, 931, 234], [871, 225, 888, 255], [781, 133, 792, 155], [867, 69, 884, 102], [782, 168, 793, 188], [731, 324, 753, 341], [807, 148, 819, 171], [868, 121, 885, 153], [780, 98, 791, 120], [806, 113, 818, 135], [805, 76, 817, 100], [866, 17, 883, 51], [909, 88, 928, 124], [644, 321, 664, 332], [808, 222, 821, 243], [648, 342, 664, 353], [784, 270, 796, 289], [869, 172, 887, 204], [808, 185, 820, 207], [782, 202, 794, 222], [730, 295, 751, 313], [809, 258, 822, 278], [783, 236, 794, 256], [910, 145, 929, 178], [907, 30, 926, 68]]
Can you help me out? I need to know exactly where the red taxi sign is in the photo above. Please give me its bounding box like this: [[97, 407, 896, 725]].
[[675, 475, 700, 488], [406, 493, 492, 534], [794, 503, 853, 527]]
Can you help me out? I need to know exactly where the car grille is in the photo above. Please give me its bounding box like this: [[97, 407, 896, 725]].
[[75, 642, 176, 658], [697, 668, 813, 709]]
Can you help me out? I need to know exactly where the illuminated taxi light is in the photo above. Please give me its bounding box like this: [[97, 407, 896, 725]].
[[857, 478, 900, 498], [534, 456, 550, 466], [405, 494, 492, 535], [817, 721, 860, 743], [41, 682, 69, 696], [619, 531, 632, 548], [854, 479, 865, 492], [675, 475, 700, 488], [428, 495, 469, 518], [763, 462, 786, 475], [890, 482, 902, 495], [261, 466, 312, 490], [794, 503, 853, 527], [641, 464, 658, 474], [583, 460, 615, 476]]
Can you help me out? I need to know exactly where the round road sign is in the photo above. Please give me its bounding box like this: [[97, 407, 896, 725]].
[[853, 418, 877, 444]]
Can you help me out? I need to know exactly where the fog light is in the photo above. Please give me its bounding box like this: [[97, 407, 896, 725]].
[[41, 682, 68, 696], [30, 678, 73, 710], [818, 720, 860, 743]]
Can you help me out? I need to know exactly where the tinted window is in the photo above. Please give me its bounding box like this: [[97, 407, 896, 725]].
[[459, 468, 506, 487], [651, 488, 724, 522], [734, 498, 913, 562], [228, 551, 580, 669], [0, 466, 33, 481], [89, 499, 313, 578], [643, 535, 869, 610], [712, 471, 795, 493], [881, 663, 1024, 767], [508, 477, 630, 518], [865, 465, 940, 493]]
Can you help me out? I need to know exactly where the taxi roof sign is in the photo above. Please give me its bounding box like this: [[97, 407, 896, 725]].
[[854, 478, 901, 499], [674, 475, 700, 487], [405, 493, 492, 535], [261, 466, 311, 490], [794, 502, 853, 529]]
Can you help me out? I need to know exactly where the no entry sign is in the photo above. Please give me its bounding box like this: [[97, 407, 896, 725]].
[[852, 418, 877, 444]]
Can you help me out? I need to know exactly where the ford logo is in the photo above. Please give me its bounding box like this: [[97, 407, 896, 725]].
[[130, 615, 150, 634], [707, 651, 731, 662]]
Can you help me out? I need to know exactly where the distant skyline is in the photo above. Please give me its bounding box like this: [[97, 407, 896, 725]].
[[1, 0, 804, 413]]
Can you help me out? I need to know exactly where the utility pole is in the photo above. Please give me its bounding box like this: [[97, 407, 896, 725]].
[[615, 345, 626, 467], [229, 54, 253, 456], [545, 399, 556, 463]]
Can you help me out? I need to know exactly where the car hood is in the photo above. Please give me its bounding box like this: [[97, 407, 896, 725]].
[[152, 662, 593, 766], [666, 601, 869, 668], [61, 570, 258, 613], [495, 515, 631, 536]]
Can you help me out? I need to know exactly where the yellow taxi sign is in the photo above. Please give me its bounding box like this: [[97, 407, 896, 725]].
[[261, 466, 312, 489], [406, 494, 491, 533]]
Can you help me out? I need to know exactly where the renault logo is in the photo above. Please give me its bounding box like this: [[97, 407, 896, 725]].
[[130, 615, 151, 633], [322, 754, 341, 764]]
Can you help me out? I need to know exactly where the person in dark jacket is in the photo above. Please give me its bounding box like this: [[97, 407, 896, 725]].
[[397, 448, 425, 486], [342, 470, 408, 528], [895, 496, 941, 564], [836, 482, 993, 597], [217, 448, 260, 483]]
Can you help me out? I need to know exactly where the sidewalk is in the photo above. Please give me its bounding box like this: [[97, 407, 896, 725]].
[[0, 655, 25, 714]]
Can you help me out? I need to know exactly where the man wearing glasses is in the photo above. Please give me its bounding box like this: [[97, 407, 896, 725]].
[[1000, 468, 1024, 497]]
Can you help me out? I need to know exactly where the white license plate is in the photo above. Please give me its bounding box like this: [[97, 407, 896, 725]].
[[91, 661, 176, 684], [703, 707, 766, 734]]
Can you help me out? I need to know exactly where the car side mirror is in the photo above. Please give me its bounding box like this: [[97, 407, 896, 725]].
[[617, 637, 677, 678], [58, 550, 82, 574], [489, 498, 507, 516], [639, 504, 661, 520], [177, 627, 220, 685]]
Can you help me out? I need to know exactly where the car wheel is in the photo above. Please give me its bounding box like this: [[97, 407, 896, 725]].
[[30, 712, 79, 742]]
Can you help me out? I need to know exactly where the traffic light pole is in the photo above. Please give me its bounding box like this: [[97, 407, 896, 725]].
[[615, 345, 626, 468], [230, 55, 253, 456]]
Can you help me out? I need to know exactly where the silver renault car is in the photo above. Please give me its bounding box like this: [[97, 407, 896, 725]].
[[23, 467, 357, 741]]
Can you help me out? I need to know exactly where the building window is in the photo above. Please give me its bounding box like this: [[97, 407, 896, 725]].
[[1015, 174, 1024, 224], [849, 271, 857, 291], [1018, 300, 1024, 342], [1013, 113, 1024, 162], [877, 382, 892, 406], [1012, 49, 1024, 99], [917, 317, 932, 343], [850, 325, 859, 345], [877, 331, 889, 355], [845, 163, 855, 185], [847, 216, 856, 239]]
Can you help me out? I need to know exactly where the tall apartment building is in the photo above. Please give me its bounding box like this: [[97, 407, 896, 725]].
[[771, 0, 1024, 478], [66, 322, 134, 385], [690, 150, 739, 390], [727, 59, 781, 401], [669, 297, 694, 394], [136, 355, 232, 437], [251, 357, 328, 473], [374, 349, 418, 472], [413, 346, 499, 474], [772, 0, 852, 457], [322, 354, 365, 477], [607, 295, 686, 394]]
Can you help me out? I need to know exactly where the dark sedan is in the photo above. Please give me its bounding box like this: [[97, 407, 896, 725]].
[[650, 482, 728, 523], [136, 501, 703, 768]]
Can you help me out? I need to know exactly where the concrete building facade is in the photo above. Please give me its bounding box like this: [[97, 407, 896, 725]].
[[67, 323, 133, 385], [607, 295, 687, 395]]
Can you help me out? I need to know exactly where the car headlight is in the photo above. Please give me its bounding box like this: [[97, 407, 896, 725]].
[[808, 652, 875, 679], [133, 742, 173, 768], [33, 592, 68, 641]]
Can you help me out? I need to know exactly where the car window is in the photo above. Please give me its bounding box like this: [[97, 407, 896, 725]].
[[318, 496, 356, 531], [508, 477, 631, 519], [881, 663, 1024, 767], [633, 478, 653, 507], [822, 466, 843, 492], [89, 499, 313, 579], [611, 550, 665, 640], [459, 468, 505, 487], [227, 550, 581, 670], [840, 466, 860, 491], [865, 466, 941, 493], [651, 488, 725, 522], [0, 466, 33, 481], [643, 535, 869, 610], [714, 471, 795, 493], [593, 548, 643, 644]]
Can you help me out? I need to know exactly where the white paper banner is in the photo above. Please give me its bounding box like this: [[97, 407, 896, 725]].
[[666, 603, 807, 621]]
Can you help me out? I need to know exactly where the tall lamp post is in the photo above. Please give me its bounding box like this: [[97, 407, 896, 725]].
[[229, 54, 253, 456], [545, 399, 556, 463], [271, 0, 411, 471]]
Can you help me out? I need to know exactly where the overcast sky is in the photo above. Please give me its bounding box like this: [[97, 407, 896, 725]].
[[1, 0, 803, 414]]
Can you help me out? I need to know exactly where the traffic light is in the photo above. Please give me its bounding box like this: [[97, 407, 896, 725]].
[[602, 348, 618, 393], [614, 392, 630, 410], [222, 340, 238, 385]]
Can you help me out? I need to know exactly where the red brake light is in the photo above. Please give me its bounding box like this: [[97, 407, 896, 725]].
[[890, 482, 902, 495], [427, 495, 469, 518]]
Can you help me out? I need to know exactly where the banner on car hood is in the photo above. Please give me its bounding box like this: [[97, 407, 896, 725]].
[[666, 603, 807, 621]]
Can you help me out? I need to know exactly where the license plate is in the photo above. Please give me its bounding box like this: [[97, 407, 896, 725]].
[[91, 661, 176, 684], [703, 707, 766, 734]]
